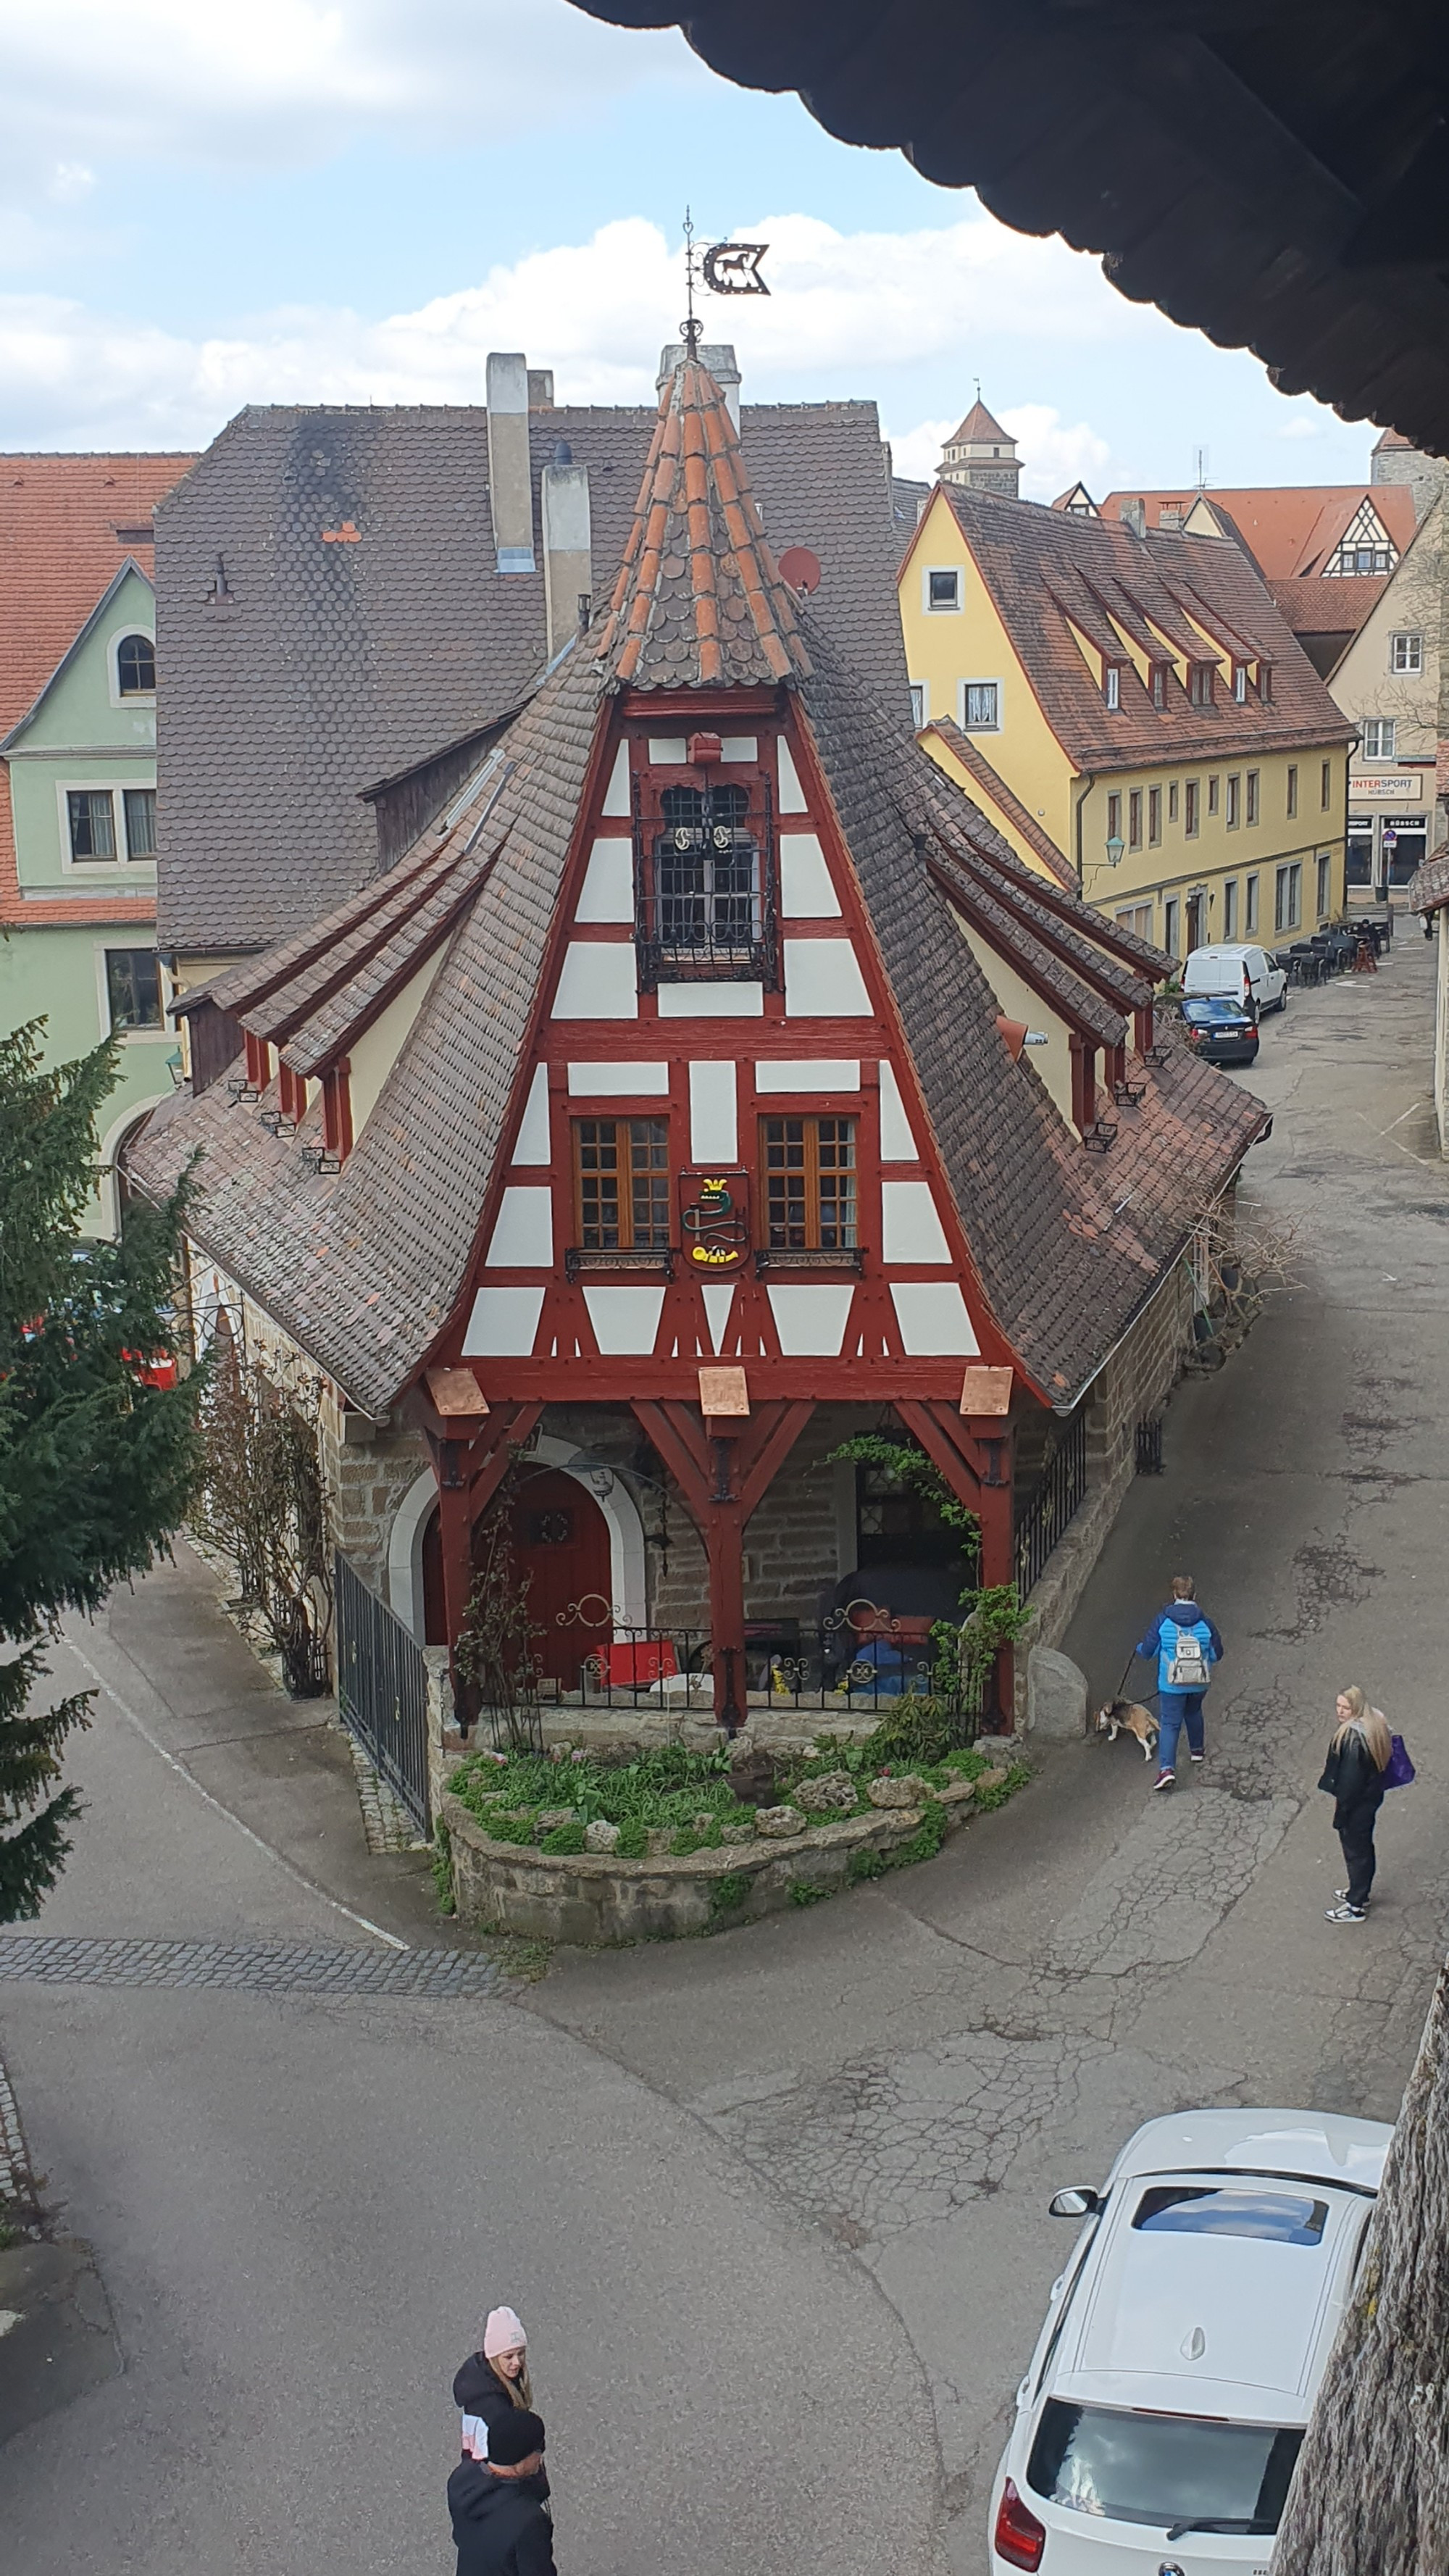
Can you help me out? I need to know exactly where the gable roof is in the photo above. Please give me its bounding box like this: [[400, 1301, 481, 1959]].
[[131, 377, 1266, 1420], [948, 399, 1011, 448], [1098, 485, 1418, 579], [594, 359, 811, 688], [933, 485, 1351, 772], [155, 394, 904, 956], [0, 557, 154, 753], [922, 720, 1077, 889], [0, 450, 193, 928]]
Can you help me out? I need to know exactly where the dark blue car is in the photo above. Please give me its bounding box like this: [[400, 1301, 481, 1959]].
[[1179, 993, 1260, 1067]]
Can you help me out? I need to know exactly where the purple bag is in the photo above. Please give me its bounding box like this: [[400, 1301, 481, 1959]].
[[1385, 1734, 1416, 1789]]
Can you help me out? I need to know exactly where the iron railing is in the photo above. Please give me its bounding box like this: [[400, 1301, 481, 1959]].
[[1014, 1410, 1089, 1597], [335, 1552, 431, 1835]]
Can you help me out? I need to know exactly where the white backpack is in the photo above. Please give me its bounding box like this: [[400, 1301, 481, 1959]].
[[1167, 1623, 1208, 1688]]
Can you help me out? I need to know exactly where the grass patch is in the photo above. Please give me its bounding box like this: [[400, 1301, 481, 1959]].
[[788, 1878, 827, 1906], [431, 1818, 456, 1916], [710, 1871, 751, 1919]]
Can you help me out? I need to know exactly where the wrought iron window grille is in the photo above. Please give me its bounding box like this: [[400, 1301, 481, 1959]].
[[753, 1244, 864, 1275], [632, 772, 780, 988], [564, 1246, 675, 1280]]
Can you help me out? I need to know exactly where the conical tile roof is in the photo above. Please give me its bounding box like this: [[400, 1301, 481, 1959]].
[[948, 399, 1012, 447], [594, 357, 811, 690]]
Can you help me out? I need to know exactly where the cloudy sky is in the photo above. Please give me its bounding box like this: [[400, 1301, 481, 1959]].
[[1, 0, 1379, 492]]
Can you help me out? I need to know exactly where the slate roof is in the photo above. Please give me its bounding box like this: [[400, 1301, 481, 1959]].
[[133, 374, 1265, 1419], [594, 360, 811, 689], [932, 486, 1352, 774], [0, 450, 193, 928], [155, 396, 903, 956], [1098, 485, 1418, 579]]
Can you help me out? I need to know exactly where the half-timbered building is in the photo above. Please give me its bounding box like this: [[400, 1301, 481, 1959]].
[[132, 357, 1268, 1762]]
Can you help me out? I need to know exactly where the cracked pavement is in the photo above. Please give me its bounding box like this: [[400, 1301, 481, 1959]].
[[3, 938, 1447, 2576]]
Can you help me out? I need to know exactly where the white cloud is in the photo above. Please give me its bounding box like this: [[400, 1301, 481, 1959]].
[[0, 210, 1164, 449], [1000, 404, 1113, 501], [886, 418, 955, 482], [1276, 414, 1324, 441]]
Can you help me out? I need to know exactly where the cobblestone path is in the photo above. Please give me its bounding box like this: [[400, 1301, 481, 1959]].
[[0, 1935, 506, 1997]]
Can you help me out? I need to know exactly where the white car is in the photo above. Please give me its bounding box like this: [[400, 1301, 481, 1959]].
[[988, 2109, 1390, 2575], [1181, 944, 1287, 1015]]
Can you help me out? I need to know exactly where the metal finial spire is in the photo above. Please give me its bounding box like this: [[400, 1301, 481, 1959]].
[[680, 207, 702, 357]]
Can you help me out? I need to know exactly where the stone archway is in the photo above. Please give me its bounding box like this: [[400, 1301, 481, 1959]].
[[389, 1432, 648, 1645]]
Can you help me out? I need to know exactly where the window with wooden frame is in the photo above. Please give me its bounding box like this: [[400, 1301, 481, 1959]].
[[1208, 775, 1221, 816], [1287, 764, 1298, 819], [1245, 872, 1260, 933], [761, 1117, 857, 1252], [1320, 759, 1332, 811], [1151, 662, 1169, 710], [1226, 773, 1240, 829], [1190, 662, 1215, 708], [1246, 770, 1259, 825], [1168, 781, 1179, 823], [1184, 780, 1198, 837], [574, 1118, 671, 1251], [634, 765, 775, 988], [1128, 789, 1143, 849], [1148, 786, 1161, 846]]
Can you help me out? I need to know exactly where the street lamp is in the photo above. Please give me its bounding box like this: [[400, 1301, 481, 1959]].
[[1106, 833, 1125, 867]]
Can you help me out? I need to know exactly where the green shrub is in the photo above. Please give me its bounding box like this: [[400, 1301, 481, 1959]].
[[847, 1847, 885, 1884], [481, 1810, 536, 1846], [890, 1796, 949, 1870], [974, 1759, 1032, 1812], [710, 1870, 751, 1918], [788, 1877, 827, 1906], [615, 1818, 649, 1859], [861, 1694, 956, 1770], [539, 1819, 587, 1854], [671, 1821, 724, 1855], [431, 1819, 455, 1914]]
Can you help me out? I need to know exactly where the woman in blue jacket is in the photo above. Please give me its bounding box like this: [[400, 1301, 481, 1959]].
[[1135, 1575, 1222, 1791]]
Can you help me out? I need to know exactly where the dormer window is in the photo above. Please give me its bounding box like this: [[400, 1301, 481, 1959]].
[[634, 766, 777, 989], [117, 633, 156, 696], [1103, 663, 1122, 711], [1150, 662, 1168, 710], [1190, 662, 1215, 709], [1233, 662, 1248, 703], [1258, 661, 1273, 702]]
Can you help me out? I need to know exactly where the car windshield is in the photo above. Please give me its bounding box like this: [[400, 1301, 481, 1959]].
[[1133, 2185, 1327, 2244], [1027, 2399, 1303, 2531], [1182, 997, 1248, 1023]]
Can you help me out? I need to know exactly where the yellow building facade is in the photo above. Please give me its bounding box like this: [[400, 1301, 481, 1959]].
[[900, 483, 1352, 962]]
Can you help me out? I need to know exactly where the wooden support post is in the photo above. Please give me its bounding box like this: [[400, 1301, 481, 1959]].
[[632, 1396, 814, 1734], [415, 1399, 545, 1730]]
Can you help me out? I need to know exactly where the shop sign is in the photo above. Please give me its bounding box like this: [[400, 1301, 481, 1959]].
[[680, 1171, 751, 1272], [1350, 772, 1421, 800]]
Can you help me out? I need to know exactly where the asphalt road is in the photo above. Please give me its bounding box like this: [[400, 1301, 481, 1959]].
[[4, 931, 1448, 2575]]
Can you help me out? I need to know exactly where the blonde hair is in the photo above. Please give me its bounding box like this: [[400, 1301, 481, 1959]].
[[1172, 1575, 1195, 1599], [1333, 1686, 1392, 1770], [488, 2351, 533, 2410]]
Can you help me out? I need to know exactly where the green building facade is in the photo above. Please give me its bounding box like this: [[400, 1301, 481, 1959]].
[[0, 560, 173, 1234]]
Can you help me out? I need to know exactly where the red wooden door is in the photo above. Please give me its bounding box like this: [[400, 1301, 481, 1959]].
[[508, 1471, 613, 1688]]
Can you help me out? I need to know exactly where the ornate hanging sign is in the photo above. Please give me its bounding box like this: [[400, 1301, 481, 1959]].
[[680, 1172, 751, 1272], [701, 242, 769, 296]]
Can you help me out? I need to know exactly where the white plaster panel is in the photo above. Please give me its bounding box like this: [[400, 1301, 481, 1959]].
[[485, 1185, 554, 1267], [648, 736, 688, 763], [889, 1281, 980, 1356], [783, 940, 872, 1018], [754, 1059, 859, 1093], [657, 983, 764, 1017], [462, 1286, 545, 1358], [512, 1062, 551, 1163], [582, 1285, 666, 1354], [779, 832, 841, 920], [777, 740, 808, 812], [882, 1181, 952, 1264], [688, 1059, 738, 1163], [575, 836, 634, 923], [720, 736, 758, 762], [567, 1060, 669, 1096], [700, 1282, 736, 1353], [878, 1060, 919, 1161], [601, 741, 631, 817], [767, 1283, 856, 1356], [551, 942, 638, 1019]]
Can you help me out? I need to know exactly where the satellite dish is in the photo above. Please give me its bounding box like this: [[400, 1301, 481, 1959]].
[[779, 546, 822, 595]]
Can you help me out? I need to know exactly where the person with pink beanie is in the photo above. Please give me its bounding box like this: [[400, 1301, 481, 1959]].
[[453, 2307, 551, 2511]]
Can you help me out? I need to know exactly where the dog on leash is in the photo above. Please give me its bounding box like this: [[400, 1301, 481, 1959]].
[[1096, 1697, 1160, 1761]]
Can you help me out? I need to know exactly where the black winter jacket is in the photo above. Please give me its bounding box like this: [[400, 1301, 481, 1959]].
[[1319, 1729, 1387, 1830], [448, 2461, 556, 2576], [453, 2354, 551, 2505]]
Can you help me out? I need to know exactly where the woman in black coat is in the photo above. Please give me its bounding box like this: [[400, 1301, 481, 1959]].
[[454, 2306, 551, 2509], [1319, 1686, 1391, 1922]]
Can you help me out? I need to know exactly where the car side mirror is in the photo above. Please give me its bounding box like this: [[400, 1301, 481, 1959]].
[[1049, 2187, 1101, 2217]]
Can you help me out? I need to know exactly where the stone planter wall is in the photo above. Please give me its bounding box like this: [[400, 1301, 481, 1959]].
[[443, 1771, 994, 1945]]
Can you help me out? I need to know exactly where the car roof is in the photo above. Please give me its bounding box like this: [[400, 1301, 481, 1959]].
[[1107, 2109, 1391, 2189], [1186, 944, 1260, 963], [1058, 2169, 1366, 2415]]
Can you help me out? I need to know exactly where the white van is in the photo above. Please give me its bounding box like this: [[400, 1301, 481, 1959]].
[[1182, 943, 1287, 1014]]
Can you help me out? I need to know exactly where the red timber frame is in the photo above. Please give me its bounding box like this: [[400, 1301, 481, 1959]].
[[417, 683, 1037, 1727]]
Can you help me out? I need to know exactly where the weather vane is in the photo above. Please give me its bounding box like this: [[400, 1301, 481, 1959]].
[[680, 207, 769, 354]]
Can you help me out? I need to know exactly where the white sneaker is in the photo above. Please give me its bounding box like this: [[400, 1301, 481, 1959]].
[[1325, 1903, 1366, 1923]]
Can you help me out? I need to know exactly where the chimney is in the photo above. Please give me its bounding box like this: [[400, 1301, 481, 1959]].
[[542, 444, 593, 659], [486, 351, 535, 574], [1121, 496, 1148, 538], [656, 340, 740, 430], [527, 370, 554, 410]]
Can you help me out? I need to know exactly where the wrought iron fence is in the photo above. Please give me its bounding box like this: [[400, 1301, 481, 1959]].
[[335, 1552, 431, 1835], [1135, 1414, 1165, 1475], [1014, 1410, 1089, 1597], [472, 1594, 980, 1741]]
